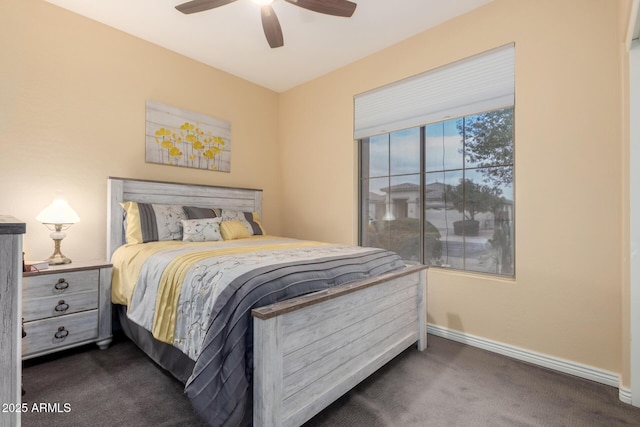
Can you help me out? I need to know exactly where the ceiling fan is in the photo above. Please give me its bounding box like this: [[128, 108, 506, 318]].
[[175, 0, 357, 49]]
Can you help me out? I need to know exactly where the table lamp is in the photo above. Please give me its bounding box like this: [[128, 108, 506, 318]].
[[36, 197, 80, 265]]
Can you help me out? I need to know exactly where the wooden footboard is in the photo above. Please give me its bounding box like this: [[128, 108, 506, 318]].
[[252, 265, 427, 427]]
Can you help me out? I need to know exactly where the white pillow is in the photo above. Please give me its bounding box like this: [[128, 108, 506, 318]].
[[181, 217, 223, 242]]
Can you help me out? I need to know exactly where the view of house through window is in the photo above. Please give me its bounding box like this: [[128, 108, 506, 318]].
[[360, 107, 514, 277]]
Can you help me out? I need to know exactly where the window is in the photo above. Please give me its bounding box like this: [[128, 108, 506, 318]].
[[359, 107, 514, 276], [356, 45, 515, 277]]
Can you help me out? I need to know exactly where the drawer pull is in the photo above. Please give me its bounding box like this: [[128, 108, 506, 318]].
[[54, 278, 69, 290], [54, 327, 69, 339], [54, 300, 69, 312]]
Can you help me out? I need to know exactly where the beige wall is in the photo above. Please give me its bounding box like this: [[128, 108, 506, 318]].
[[279, 0, 630, 383], [0, 0, 283, 262]]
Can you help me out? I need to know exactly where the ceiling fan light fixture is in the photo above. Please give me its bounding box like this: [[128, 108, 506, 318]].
[[175, 0, 357, 48]]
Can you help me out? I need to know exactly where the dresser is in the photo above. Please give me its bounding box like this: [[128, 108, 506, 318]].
[[22, 260, 113, 359], [0, 216, 25, 427]]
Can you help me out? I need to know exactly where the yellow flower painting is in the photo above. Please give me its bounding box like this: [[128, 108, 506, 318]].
[[145, 100, 231, 172]]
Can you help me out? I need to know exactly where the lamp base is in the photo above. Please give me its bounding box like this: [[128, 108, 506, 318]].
[[46, 236, 72, 265], [46, 253, 72, 265]]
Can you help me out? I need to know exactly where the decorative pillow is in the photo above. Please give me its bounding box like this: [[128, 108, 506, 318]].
[[120, 202, 186, 244], [181, 217, 223, 242], [220, 210, 266, 236], [182, 206, 221, 220], [220, 220, 251, 240]]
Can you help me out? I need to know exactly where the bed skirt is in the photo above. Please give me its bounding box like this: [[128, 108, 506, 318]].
[[115, 304, 195, 384]]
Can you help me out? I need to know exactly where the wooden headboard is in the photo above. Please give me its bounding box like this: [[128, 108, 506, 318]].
[[107, 177, 263, 259]]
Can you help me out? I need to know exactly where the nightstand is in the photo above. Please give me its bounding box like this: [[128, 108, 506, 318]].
[[22, 260, 112, 359]]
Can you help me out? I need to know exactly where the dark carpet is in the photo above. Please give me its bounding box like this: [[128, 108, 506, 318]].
[[21, 334, 640, 426]]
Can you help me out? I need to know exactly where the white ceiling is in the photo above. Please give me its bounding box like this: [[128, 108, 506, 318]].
[[44, 0, 493, 92]]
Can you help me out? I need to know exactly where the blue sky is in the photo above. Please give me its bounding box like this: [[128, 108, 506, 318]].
[[367, 118, 463, 179], [364, 117, 513, 200]]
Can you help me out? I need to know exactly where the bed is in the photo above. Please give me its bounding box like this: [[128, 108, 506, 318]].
[[106, 177, 427, 427]]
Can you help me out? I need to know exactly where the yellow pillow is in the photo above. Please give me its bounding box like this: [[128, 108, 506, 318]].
[[220, 209, 266, 235], [220, 220, 251, 240], [120, 202, 144, 245]]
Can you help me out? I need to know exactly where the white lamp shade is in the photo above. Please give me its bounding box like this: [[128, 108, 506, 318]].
[[36, 198, 80, 224]]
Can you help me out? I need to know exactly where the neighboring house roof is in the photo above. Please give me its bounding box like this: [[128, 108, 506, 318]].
[[368, 192, 386, 202], [380, 182, 445, 195], [380, 182, 420, 193]]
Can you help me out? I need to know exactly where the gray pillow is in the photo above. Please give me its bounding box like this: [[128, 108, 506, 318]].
[[182, 206, 221, 219]]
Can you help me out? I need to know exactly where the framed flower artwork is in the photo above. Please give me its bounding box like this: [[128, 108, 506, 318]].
[[145, 100, 231, 172]]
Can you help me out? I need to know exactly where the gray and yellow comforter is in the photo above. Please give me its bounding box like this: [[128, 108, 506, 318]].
[[111, 236, 405, 426]]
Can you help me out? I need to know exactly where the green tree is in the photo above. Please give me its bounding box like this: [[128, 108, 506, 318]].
[[457, 107, 514, 187], [446, 179, 503, 221]]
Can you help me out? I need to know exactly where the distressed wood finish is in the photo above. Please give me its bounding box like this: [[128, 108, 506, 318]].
[[253, 265, 427, 427], [22, 290, 98, 321], [106, 178, 428, 426], [97, 267, 112, 349], [0, 216, 25, 427], [252, 264, 426, 319], [253, 316, 283, 426], [417, 268, 427, 351], [22, 261, 113, 359], [107, 177, 263, 258], [23, 269, 99, 300], [22, 310, 99, 356]]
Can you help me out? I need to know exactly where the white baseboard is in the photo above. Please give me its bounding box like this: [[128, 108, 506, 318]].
[[427, 324, 621, 390], [619, 386, 633, 404]]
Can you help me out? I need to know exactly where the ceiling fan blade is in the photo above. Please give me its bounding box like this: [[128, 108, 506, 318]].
[[284, 0, 357, 17], [175, 0, 237, 14], [261, 5, 284, 48]]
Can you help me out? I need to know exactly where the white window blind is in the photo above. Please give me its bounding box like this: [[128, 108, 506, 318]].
[[354, 44, 515, 140]]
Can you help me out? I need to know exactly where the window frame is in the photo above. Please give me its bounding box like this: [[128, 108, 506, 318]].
[[358, 107, 515, 277]]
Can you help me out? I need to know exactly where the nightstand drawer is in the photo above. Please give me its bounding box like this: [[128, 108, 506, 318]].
[[23, 290, 98, 322], [23, 310, 99, 356], [23, 269, 99, 299]]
